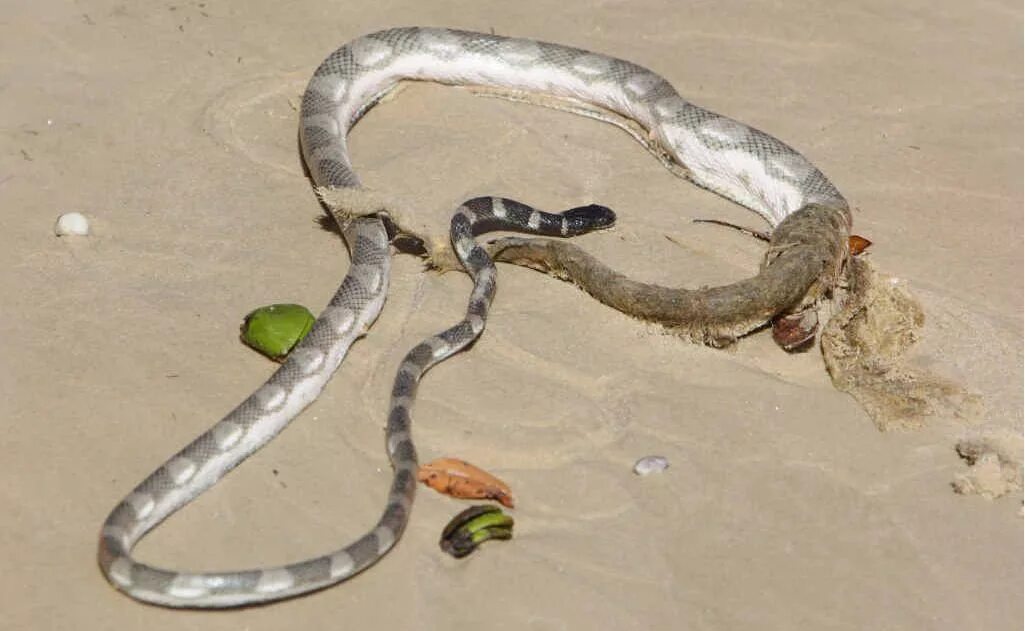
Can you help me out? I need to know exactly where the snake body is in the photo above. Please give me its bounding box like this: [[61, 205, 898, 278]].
[[98, 195, 612, 607], [99, 27, 849, 608]]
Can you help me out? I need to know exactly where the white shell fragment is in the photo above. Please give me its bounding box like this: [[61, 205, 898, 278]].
[[55, 212, 90, 236], [633, 455, 670, 476]]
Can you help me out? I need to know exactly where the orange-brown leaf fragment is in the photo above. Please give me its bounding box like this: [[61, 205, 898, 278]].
[[416, 458, 515, 508], [849, 235, 872, 256]]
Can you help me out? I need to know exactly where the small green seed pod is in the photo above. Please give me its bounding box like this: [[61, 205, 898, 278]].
[[240, 304, 315, 361], [440, 504, 514, 558]]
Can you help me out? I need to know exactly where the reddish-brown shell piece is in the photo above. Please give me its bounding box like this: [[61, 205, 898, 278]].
[[416, 458, 515, 508], [849, 235, 872, 256], [771, 234, 871, 352], [772, 308, 820, 353]]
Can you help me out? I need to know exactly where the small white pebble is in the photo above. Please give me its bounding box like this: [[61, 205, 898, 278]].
[[55, 212, 90, 236], [633, 455, 669, 476]]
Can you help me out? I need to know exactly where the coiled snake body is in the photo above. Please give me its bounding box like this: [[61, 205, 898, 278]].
[[98, 27, 850, 608]]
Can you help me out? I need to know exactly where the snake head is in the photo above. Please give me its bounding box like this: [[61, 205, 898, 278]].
[[560, 204, 617, 235]]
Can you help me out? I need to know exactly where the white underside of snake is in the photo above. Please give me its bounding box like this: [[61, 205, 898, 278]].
[[98, 27, 850, 608]]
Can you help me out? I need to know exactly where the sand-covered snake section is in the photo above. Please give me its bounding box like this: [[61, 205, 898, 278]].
[[98, 27, 851, 608]]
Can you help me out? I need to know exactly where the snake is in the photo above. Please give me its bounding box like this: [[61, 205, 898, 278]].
[[98, 192, 612, 607], [98, 26, 851, 608]]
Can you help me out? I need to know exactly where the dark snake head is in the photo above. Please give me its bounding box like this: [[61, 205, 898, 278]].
[[561, 204, 617, 235]]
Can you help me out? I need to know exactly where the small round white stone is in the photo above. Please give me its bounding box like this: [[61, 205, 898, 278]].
[[633, 455, 670, 476], [54, 212, 90, 236]]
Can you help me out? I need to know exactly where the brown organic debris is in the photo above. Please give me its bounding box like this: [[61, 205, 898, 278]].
[[819, 257, 981, 430], [848, 234, 872, 255], [475, 203, 851, 348], [417, 458, 515, 508]]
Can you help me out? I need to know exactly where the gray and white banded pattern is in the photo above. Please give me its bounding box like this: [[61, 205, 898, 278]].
[[379, 195, 614, 595], [99, 26, 848, 608], [97, 200, 612, 609]]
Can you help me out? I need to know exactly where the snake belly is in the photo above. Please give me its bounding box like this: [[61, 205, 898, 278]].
[[98, 26, 849, 608]]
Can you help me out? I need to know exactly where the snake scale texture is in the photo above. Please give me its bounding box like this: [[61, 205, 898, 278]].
[[98, 26, 849, 608]]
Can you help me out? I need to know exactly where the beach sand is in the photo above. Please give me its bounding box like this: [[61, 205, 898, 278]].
[[3, 1, 1021, 629]]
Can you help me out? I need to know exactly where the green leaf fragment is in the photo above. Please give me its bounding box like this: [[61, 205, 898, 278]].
[[240, 303, 315, 360]]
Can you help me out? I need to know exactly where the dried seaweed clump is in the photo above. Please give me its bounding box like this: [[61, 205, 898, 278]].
[[819, 257, 982, 431]]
